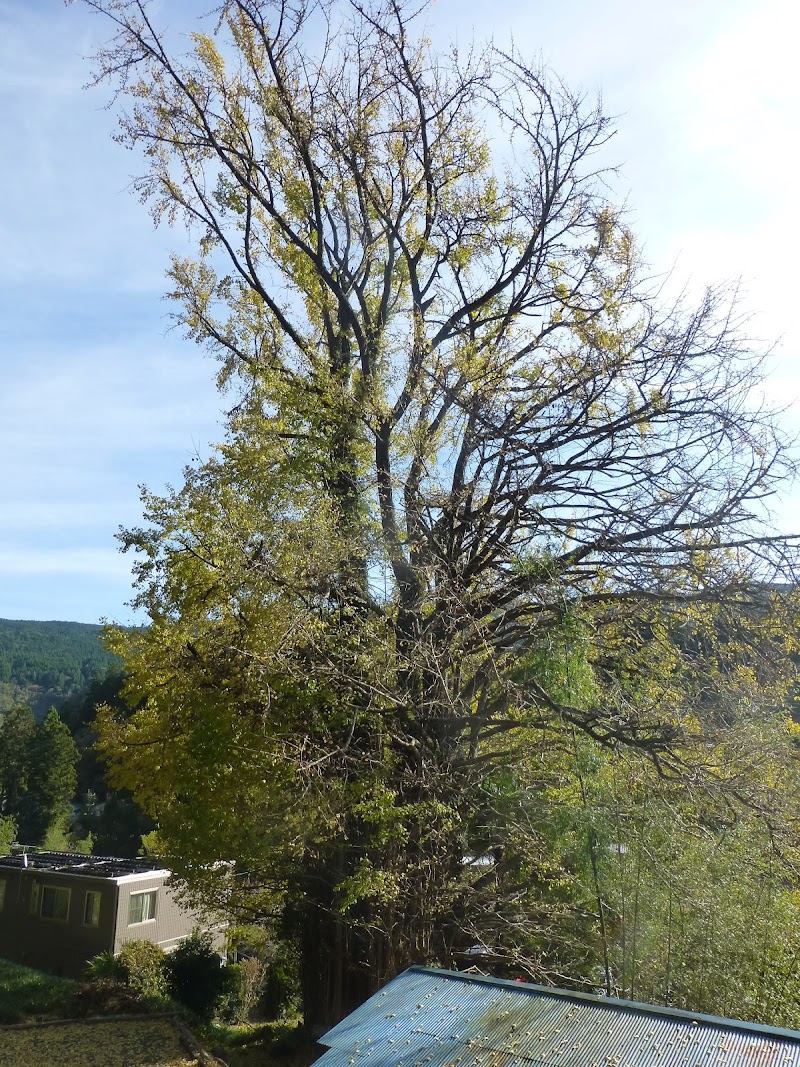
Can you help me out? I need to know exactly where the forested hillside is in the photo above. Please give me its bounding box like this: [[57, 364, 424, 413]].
[[0, 619, 119, 719], [0, 624, 152, 858]]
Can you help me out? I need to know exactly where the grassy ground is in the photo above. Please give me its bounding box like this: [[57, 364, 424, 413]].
[[0, 963, 207, 1065], [207, 1022, 321, 1067], [0, 1017, 201, 1067], [0, 959, 77, 1024]]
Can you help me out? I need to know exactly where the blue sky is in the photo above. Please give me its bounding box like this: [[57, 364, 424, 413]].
[[1, 0, 798, 624]]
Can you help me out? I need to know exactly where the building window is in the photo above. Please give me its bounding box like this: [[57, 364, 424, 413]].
[[40, 885, 71, 923], [84, 891, 101, 927], [129, 890, 157, 925], [0, 879, 5, 911]]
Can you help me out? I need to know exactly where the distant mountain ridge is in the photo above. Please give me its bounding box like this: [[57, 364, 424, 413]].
[[0, 618, 120, 719]]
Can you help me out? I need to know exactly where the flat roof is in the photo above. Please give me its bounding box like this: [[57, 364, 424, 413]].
[[0, 851, 167, 880]]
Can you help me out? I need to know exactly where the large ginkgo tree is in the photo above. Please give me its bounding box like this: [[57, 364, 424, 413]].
[[79, 0, 800, 1025]]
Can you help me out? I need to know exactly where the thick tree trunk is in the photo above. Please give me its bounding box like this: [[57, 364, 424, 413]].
[[300, 901, 377, 1029]]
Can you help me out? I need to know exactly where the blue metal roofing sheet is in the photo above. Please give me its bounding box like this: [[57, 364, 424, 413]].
[[314, 1036, 458, 1067], [319, 966, 800, 1067]]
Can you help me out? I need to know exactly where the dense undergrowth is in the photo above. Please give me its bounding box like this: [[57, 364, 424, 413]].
[[0, 953, 314, 1067]]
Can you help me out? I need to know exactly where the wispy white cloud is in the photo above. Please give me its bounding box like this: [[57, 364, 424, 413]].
[[1, 329, 222, 617], [0, 4, 223, 620], [0, 546, 130, 580], [0, 1, 194, 291]]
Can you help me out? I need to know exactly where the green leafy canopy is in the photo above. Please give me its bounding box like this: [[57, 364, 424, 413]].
[[80, 0, 800, 1026]]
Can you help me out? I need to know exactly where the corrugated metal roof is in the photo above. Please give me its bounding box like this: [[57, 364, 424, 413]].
[[319, 966, 800, 1067]]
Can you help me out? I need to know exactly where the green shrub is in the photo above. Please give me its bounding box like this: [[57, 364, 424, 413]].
[[217, 962, 244, 1023], [261, 945, 300, 1020], [116, 939, 168, 1000], [218, 956, 266, 1024], [165, 930, 226, 1018], [85, 951, 123, 982]]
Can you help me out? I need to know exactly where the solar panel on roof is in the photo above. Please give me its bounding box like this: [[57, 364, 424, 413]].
[[0, 850, 163, 878]]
